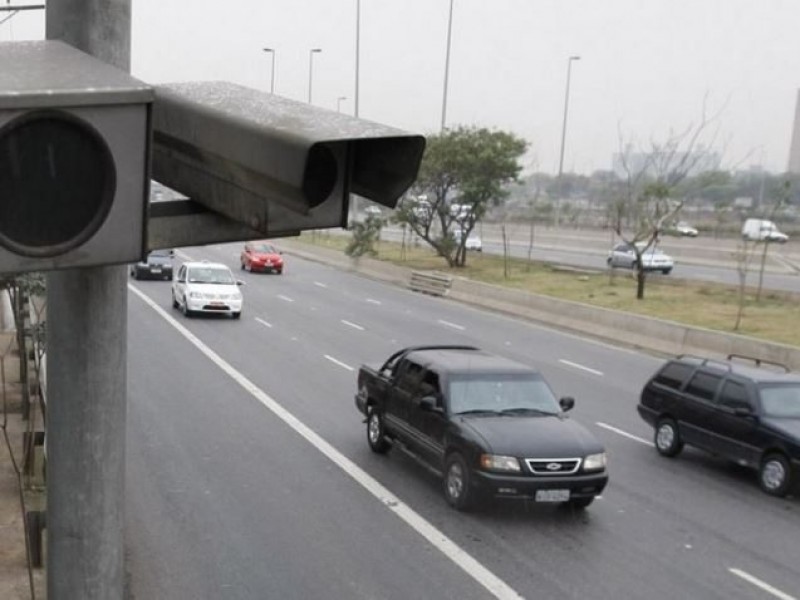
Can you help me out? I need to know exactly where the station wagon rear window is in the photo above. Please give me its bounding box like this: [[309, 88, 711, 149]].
[[653, 362, 694, 390]]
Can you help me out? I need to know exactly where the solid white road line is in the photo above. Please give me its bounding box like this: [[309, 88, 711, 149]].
[[130, 285, 523, 600], [728, 568, 797, 600], [437, 319, 466, 331], [175, 249, 194, 261], [341, 319, 365, 331], [558, 359, 604, 376], [255, 318, 273, 328], [277, 294, 294, 303], [324, 355, 355, 372], [595, 422, 653, 446]]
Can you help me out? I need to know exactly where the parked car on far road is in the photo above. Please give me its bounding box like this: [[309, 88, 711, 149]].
[[454, 230, 483, 252], [240, 241, 284, 274], [607, 242, 674, 274], [665, 221, 699, 237]]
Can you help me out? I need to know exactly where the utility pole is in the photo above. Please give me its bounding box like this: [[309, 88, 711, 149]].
[[45, 1, 130, 598]]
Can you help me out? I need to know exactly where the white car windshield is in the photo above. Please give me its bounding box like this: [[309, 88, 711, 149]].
[[449, 374, 560, 415], [187, 267, 235, 285]]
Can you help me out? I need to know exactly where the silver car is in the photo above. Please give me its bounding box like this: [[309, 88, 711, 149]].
[[607, 243, 674, 275]]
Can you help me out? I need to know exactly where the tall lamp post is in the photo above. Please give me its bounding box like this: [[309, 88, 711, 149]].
[[440, 0, 455, 132], [354, 0, 360, 118], [262, 47, 275, 94], [308, 47, 322, 104], [556, 54, 580, 228], [337, 96, 347, 113]]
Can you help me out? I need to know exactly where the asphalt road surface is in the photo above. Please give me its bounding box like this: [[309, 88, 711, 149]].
[[124, 243, 799, 600]]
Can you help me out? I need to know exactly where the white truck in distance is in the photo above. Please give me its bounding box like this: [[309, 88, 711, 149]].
[[741, 218, 788, 243]]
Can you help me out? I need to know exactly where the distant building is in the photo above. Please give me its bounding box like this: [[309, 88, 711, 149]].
[[612, 145, 721, 178]]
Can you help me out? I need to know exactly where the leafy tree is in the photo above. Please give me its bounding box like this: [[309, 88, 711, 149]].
[[345, 214, 384, 259], [395, 126, 527, 267]]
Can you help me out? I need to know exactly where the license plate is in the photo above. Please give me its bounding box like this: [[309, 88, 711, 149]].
[[535, 489, 570, 502], [210, 301, 224, 306], [150, 268, 161, 273]]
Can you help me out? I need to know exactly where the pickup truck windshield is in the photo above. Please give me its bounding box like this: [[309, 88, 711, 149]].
[[449, 374, 560, 415]]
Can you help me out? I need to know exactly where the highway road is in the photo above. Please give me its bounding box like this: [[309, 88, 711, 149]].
[[379, 224, 800, 293], [124, 243, 799, 599]]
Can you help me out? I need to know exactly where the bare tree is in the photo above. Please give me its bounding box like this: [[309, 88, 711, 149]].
[[613, 103, 722, 299]]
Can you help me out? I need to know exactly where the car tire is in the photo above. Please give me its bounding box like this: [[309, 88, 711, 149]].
[[172, 293, 179, 309], [759, 453, 792, 497], [232, 311, 241, 320], [240, 262, 245, 270], [655, 418, 684, 457], [564, 496, 594, 510], [444, 453, 478, 511], [181, 296, 193, 318], [662, 268, 672, 275], [366, 407, 391, 454], [276, 269, 283, 275], [245, 262, 252, 273]]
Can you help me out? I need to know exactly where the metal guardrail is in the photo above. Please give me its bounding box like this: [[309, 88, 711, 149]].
[[408, 271, 452, 296]]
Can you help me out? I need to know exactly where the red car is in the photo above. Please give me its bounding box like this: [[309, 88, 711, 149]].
[[240, 241, 284, 274]]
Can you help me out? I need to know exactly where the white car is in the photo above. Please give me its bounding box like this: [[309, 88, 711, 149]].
[[672, 221, 699, 237], [453, 230, 483, 251], [172, 261, 244, 319], [607, 243, 674, 274]]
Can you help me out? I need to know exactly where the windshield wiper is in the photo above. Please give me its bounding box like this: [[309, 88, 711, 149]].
[[500, 407, 559, 416], [455, 409, 503, 416]]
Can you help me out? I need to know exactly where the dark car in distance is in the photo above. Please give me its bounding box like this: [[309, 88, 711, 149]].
[[638, 354, 800, 497], [130, 249, 174, 281], [356, 346, 608, 510]]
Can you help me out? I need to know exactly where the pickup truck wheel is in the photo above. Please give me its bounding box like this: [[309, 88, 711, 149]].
[[366, 408, 391, 454], [444, 454, 477, 511], [655, 418, 683, 457], [759, 453, 792, 497]]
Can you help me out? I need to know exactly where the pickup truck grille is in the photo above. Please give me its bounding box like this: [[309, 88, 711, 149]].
[[525, 458, 581, 475]]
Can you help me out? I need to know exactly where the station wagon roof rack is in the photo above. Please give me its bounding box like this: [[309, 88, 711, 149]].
[[675, 354, 734, 371], [726, 353, 790, 373]]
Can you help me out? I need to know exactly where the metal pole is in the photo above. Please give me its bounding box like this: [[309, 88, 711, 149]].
[[308, 47, 321, 104], [556, 55, 580, 228], [263, 47, 275, 94], [45, 1, 130, 598], [354, 0, 360, 118], [440, 0, 454, 132], [337, 96, 347, 113]]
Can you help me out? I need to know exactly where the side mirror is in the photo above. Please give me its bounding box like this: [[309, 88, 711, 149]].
[[236, 280, 246, 286], [559, 397, 575, 412], [733, 406, 756, 418], [419, 396, 442, 413]]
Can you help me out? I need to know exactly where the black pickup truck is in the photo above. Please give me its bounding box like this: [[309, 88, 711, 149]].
[[355, 345, 608, 510]]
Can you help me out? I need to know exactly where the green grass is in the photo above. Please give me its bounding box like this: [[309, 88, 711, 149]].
[[298, 232, 800, 348]]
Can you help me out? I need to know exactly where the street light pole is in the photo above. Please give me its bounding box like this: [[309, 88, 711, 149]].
[[337, 96, 347, 113], [262, 47, 275, 94], [440, 0, 455, 132], [354, 0, 360, 118], [556, 54, 580, 228], [308, 47, 322, 104]]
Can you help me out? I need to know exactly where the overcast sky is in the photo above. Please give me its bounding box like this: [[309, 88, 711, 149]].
[[4, 0, 800, 175]]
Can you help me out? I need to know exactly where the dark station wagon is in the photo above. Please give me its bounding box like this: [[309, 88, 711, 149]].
[[356, 346, 608, 510], [638, 354, 800, 496]]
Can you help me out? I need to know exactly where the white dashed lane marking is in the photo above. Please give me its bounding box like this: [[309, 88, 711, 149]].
[[437, 319, 466, 331], [341, 319, 365, 331], [324, 355, 355, 372], [559, 359, 603, 376], [595, 422, 653, 446]]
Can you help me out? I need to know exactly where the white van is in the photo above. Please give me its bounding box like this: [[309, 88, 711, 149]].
[[741, 218, 788, 243]]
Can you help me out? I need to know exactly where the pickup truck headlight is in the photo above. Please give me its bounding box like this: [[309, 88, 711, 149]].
[[583, 452, 607, 472], [480, 454, 521, 472]]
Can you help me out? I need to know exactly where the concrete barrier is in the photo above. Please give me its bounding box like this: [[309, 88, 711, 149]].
[[279, 239, 800, 370]]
